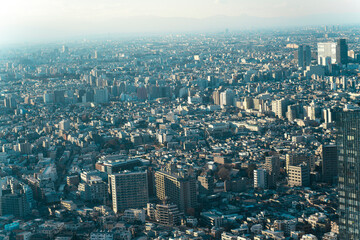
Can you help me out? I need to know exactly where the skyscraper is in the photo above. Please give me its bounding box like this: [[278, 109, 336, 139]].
[[4, 95, 17, 109], [155, 171, 197, 213], [298, 45, 311, 68], [336, 38, 348, 66], [337, 111, 360, 239], [109, 171, 149, 213], [318, 42, 337, 66]]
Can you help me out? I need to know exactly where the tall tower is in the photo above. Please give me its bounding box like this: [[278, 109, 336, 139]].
[[337, 111, 360, 239], [298, 45, 311, 68], [318, 42, 337, 66], [336, 39, 348, 66]]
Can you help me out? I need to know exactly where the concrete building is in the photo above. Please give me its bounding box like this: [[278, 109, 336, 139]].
[[0, 193, 29, 218], [321, 144, 337, 184], [155, 203, 181, 226], [288, 163, 310, 187], [337, 111, 360, 239], [318, 42, 336, 66], [198, 173, 214, 195], [336, 39, 348, 65], [78, 177, 107, 202], [109, 171, 149, 213], [298, 45, 311, 68], [155, 171, 197, 213], [254, 169, 268, 188]]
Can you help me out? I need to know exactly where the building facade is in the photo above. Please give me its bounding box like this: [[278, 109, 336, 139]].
[[109, 171, 149, 213], [337, 111, 360, 239]]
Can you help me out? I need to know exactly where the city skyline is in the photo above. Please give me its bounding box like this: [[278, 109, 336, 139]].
[[1, 1, 360, 239]]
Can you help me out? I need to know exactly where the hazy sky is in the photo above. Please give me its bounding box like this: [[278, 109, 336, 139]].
[[1, 0, 360, 45]]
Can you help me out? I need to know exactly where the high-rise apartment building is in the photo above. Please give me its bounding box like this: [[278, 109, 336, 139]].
[[109, 171, 149, 213], [337, 111, 360, 239], [254, 169, 268, 189], [272, 98, 289, 119], [155, 171, 197, 213]]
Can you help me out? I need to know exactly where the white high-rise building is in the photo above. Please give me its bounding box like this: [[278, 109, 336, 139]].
[[317, 42, 336, 66], [272, 98, 288, 118]]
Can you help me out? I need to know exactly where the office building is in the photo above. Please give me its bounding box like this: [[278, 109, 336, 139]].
[[212, 89, 220, 105], [109, 171, 148, 213], [43, 92, 54, 104], [54, 90, 65, 104], [323, 108, 335, 124], [94, 88, 109, 103], [288, 163, 310, 187], [298, 45, 311, 68], [4, 96, 17, 109], [59, 120, 71, 131], [155, 203, 181, 226], [336, 39, 348, 65], [0, 193, 29, 218], [155, 171, 197, 213], [220, 89, 234, 106], [318, 42, 337, 66], [337, 111, 360, 239], [321, 145, 338, 184]]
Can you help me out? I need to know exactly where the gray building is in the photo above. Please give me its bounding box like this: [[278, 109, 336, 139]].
[[337, 111, 360, 239]]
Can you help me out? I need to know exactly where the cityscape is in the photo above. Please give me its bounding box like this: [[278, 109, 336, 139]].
[[1, 1, 360, 240]]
